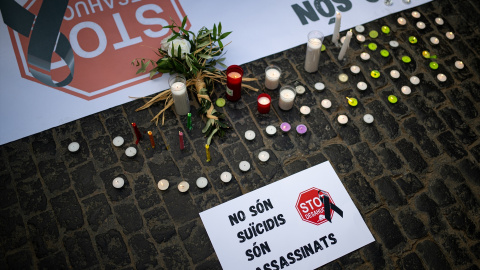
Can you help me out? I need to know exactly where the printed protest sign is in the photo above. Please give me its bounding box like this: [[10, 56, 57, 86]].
[[200, 162, 374, 270]]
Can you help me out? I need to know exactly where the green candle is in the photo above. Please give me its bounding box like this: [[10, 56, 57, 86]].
[[187, 112, 192, 131]]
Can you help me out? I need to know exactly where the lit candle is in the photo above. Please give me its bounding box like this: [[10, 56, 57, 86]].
[[157, 179, 169, 190], [148, 131, 155, 148], [445, 32, 455, 40], [258, 151, 270, 162], [338, 29, 352, 60], [332, 12, 342, 46], [68, 142, 80, 153], [337, 115, 348, 124], [350, 65, 360, 74], [266, 125, 277, 136], [220, 172, 232, 183], [125, 147, 137, 158], [226, 65, 243, 101], [187, 113, 192, 131], [169, 74, 190, 115], [430, 36, 439, 45], [196, 177, 208, 188], [300, 106, 311, 115], [295, 85, 306, 95], [280, 122, 291, 132], [179, 131, 185, 150], [321, 99, 332, 109], [390, 70, 400, 79], [132, 123, 142, 144], [245, 130, 256, 141], [388, 95, 398, 104], [346, 97, 358, 107], [338, 73, 348, 83], [435, 17, 444, 25], [416, 21, 426, 30], [112, 136, 124, 147], [360, 52, 370, 61], [279, 85, 296, 110], [437, 73, 447, 82], [296, 124, 307, 135], [265, 65, 281, 90], [314, 82, 325, 91], [205, 144, 211, 162], [112, 177, 124, 189], [410, 76, 420, 85], [455, 61, 464, 69], [363, 114, 374, 124], [257, 93, 271, 114], [239, 161, 251, 172], [401, 86, 412, 95], [304, 30, 324, 73], [357, 82, 368, 91], [411, 11, 421, 18], [397, 17, 407, 26], [356, 34, 366, 43], [178, 181, 189, 192]]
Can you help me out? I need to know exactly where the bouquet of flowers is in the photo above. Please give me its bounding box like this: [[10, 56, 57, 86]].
[[132, 16, 256, 145]]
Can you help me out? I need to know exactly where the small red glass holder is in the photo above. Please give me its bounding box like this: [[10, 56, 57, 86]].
[[257, 93, 271, 114], [226, 65, 243, 101]]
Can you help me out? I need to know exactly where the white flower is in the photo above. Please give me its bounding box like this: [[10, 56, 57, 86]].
[[168, 39, 191, 59], [160, 33, 174, 51]]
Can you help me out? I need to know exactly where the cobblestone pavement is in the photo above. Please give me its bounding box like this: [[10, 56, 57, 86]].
[[2, 0, 480, 269]]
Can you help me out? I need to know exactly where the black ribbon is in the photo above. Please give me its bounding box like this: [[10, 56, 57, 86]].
[[319, 190, 344, 223], [0, 0, 74, 87]]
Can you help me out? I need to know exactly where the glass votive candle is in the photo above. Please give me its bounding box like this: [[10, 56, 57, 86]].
[[257, 93, 271, 114], [278, 85, 296, 110], [226, 65, 243, 102], [169, 74, 190, 115], [304, 30, 324, 73], [265, 65, 281, 90]]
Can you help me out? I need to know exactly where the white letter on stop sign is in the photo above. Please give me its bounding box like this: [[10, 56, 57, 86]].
[[300, 197, 323, 213], [136, 4, 169, 38], [70, 21, 107, 58]]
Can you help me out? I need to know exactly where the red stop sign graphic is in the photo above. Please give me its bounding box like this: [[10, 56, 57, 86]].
[[295, 187, 335, 226], [7, 0, 188, 100]]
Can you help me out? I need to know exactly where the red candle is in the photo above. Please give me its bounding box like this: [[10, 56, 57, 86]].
[[179, 131, 185, 150], [257, 93, 271, 114], [148, 131, 155, 148], [226, 65, 243, 102], [132, 123, 142, 144]]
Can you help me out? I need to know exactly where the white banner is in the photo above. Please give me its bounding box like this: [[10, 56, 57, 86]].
[[200, 162, 375, 270], [0, 0, 431, 145]]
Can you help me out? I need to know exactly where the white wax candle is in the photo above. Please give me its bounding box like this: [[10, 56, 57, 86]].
[[410, 76, 420, 85], [337, 115, 348, 124], [437, 73, 447, 82], [390, 70, 400, 79], [178, 181, 189, 192], [455, 61, 464, 69], [265, 68, 281, 90], [258, 97, 270, 105], [258, 151, 270, 162], [435, 17, 444, 25], [68, 142, 80, 152], [239, 161, 251, 172], [389, 40, 399, 47], [112, 177, 124, 189], [158, 179, 169, 190], [279, 88, 296, 110], [125, 147, 137, 157], [295, 85, 306, 95], [430, 37, 439, 45], [363, 114, 374, 124], [397, 17, 407, 25], [416, 21, 426, 29], [304, 38, 322, 73], [445, 32, 455, 40], [245, 130, 256, 141], [338, 73, 348, 83], [266, 125, 277, 136], [112, 136, 124, 147], [220, 172, 232, 183], [300, 106, 311, 115], [350, 65, 360, 74], [360, 52, 370, 61], [196, 177, 208, 188], [357, 82, 368, 91], [355, 25, 365, 33], [401, 86, 412, 95], [314, 82, 325, 91], [332, 12, 342, 46], [338, 30, 352, 60], [356, 34, 366, 43], [321, 99, 332, 109], [171, 81, 190, 115], [411, 11, 421, 18]]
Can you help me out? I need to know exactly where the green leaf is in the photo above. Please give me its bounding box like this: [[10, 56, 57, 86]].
[[206, 128, 218, 146], [181, 16, 187, 29], [202, 119, 214, 133], [219, 31, 231, 39], [218, 22, 222, 36], [213, 24, 217, 39], [149, 70, 157, 79], [198, 54, 213, 59], [218, 62, 227, 69]]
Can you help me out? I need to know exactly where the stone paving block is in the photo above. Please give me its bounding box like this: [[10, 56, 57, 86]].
[[31, 129, 57, 161], [0, 173, 18, 209], [8, 150, 37, 181], [361, 242, 386, 270], [470, 143, 480, 163], [238, 171, 265, 193], [88, 135, 119, 168], [193, 138, 222, 167], [81, 194, 113, 232], [402, 117, 440, 158], [113, 203, 143, 235], [405, 95, 446, 134], [80, 114, 106, 139], [323, 144, 354, 174], [144, 207, 176, 245], [95, 229, 131, 269], [439, 107, 478, 145], [374, 143, 404, 172], [194, 258, 223, 270], [396, 173, 424, 198], [50, 190, 84, 231], [395, 139, 428, 173], [224, 100, 250, 123], [37, 251, 69, 270], [369, 208, 406, 250], [16, 177, 47, 215], [338, 250, 364, 268], [442, 234, 472, 266], [374, 176, 407, 207], [416, 240, 452, 270], [352, 142, 384, 177], [361, 122, 383, 145], [27, 211, 60, 258], [454, 184, 480, 213], [63, 230, 99, 269], [301, 109, 337, 141], [440, 164, 466, 184], [415, 193, 445, 234], [206, 165, 244, 202], [178, 219, 215, 264], [104, 113, 134, 144], [70, 161, 101, 198], [160, 244, 191, 269], [400, 252, 425, 270], [333, 119, 362, 145], [100, 166, 133, 202], [60, 134, 91, 169], [0, 208, 27, 252], [429, 179, 456, 207], [462, 80, 480, 102], [343, 172, 378, 211], [162, 186, 199, 225], [446, 88, 479, 119], [38, 159, 71, 194], [444, 206, 477, 239], [134, 174, 162, 210], [194, 193, 221, 212], [397, 208, 427, 240], [458, 159, 480, 186], [366, 100, 400, 139], [128, 233, 159, 269], [284, 159, 308, 175], [471, 242, 480, 260], [6, 249, 34, 270]]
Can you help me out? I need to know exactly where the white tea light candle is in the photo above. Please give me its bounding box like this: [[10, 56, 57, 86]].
[[113, 177, 125, 189], [397, 17, 407, 25], [390, 70, 400, 79], [401, 86, 412, 95], [435, 17, 444, 25], [338, 73, 348, 83], [125, 147, 137, 157], [410, 76, 420, 85], [337, 115, 348, 125], [68, 142, 80, 153], [350, 65, 360, 74], [389, 40, 399, 47], [430, 37, 439, 45], [357, 82, 368, 91], [158, 179, 169, 190], [321, 99, 332, 109], [300, 106, 311, 115], [416, 22, 426, 29], [360, 52, 370, 61], [196, 177, 208, 188], [314, 82, 325, 91], [355, 25, 365, 33], [411, 11, 421, 18], [245, 130, 256, 141], [112, 136, 124, 147], [266, 125, 277, 136], [363, 114, 374, 124], [437, 73, 447, 82], [239, 161, 251, 172], [356, 34, 366, 43], [258, 151, 270, 162], [455, 61, 464, 69], [178, 181, 189, 192], [220, 172, 232, 183], [295, 85, 306, 95]]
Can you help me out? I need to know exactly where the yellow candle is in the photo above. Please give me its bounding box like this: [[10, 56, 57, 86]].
[[148, 131, 155, 148], [205, 144, 211, 162]]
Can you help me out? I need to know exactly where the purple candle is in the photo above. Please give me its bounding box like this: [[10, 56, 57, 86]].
[[280, 122, 291, 133], [296, 124, 307, 135]]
